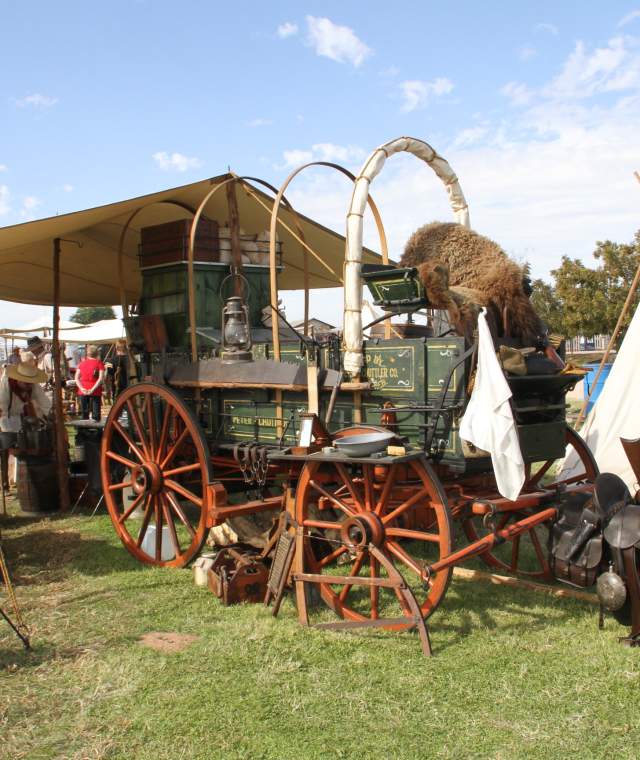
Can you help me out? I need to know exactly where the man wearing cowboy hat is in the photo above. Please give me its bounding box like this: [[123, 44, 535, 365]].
[[0, 351, 52, 433], [27, 335, 54, 387]]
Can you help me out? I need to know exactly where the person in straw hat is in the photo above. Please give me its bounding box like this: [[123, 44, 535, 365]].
[[0, 351, 52, 433]]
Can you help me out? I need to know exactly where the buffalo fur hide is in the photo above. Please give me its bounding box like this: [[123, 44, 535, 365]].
[[401, 222, 544, 344]]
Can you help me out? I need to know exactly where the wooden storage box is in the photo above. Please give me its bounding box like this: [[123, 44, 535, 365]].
[[139, 219, 219, 268]]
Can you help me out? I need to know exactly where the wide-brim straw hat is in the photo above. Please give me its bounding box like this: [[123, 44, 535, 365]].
[[6, 362, 48, 384]]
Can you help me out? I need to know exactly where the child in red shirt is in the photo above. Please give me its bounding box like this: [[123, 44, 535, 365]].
[[75, 345, 105, 421]]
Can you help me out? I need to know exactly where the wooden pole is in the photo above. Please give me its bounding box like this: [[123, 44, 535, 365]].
[[53, 238, 70, 512], [225, 181, 243, 291]]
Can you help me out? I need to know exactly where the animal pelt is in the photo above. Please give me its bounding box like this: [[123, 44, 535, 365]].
[[401, 222, 544, 344]]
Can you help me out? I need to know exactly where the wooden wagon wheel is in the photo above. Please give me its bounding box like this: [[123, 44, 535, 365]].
[[295, 433, 453, 628], [462, 426, 598, 580], [101, 382, 212, 568]]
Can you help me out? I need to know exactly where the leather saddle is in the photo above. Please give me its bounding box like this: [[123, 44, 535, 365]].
[[549, 491, 603, 586]]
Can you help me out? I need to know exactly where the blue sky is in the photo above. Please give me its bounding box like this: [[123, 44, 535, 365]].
[[2, 1, 640, 327]]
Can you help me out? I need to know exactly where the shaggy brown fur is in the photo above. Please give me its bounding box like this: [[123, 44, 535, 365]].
[[401, 222, 544, 344]]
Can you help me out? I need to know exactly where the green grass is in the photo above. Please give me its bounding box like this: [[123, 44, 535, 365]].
[[2, 500, 640, 760]]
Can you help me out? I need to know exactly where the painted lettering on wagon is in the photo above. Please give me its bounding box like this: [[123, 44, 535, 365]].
[[362, 346, 414, 391], [231, 415, 278, 428]]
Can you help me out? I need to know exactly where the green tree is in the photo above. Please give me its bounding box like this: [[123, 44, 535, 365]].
[[551, 230, 640, 340], [530, 278, 565, 335], [70, 306, 116, 325]]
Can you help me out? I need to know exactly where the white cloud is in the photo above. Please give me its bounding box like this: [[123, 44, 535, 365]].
[[305, 16, 372, 67], [152, 151, 202, 172], [0, 185, 10, 216], [535, 22, 559, 36], [20, 195, 40, 219], [453, 126, 489, 148], [618, 10, 640, 28], [0, 164, 7, 172], [544, 37, 638, 99], [15, 93, 58, 109], [246, 117, 273, 127], [281, 142, 366, 169], [400, 78, 454, 111], [282, 149, 314, 168], [501, 81, 533, 106], [277, 22, 298, 38], [62, 183, 74, 192], [275, 36, 640, 314], [519, 45, 537, 61]]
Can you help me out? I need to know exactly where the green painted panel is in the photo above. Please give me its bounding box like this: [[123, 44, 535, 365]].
[[363, 339, 425, 399], [426, 337, 466, 402]]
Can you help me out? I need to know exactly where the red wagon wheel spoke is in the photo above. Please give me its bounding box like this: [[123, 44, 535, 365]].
[[154, 496, 163, 561], [370, 555, 380, 619], [338, 550, 366, 604], [374, 463, 398, 514], [386, 540, 428, 580], [156, 405, 174, 464], [117, 491, 145, 524], [102, 382, 211, 568], [362, 464, 374, 510], [165, 491, 196, 539], [161, 495, 182, 559], [510, 534, 521, 572], [317, 544, 348, 568], [295, 438, 453, 630], [462, 426, 597, 580], [309, 479, 356, 517], [126, 399, 151, 459], [160, 427, 190, 470], [111, 420, 146, 464], [386, 527, 440, 543], [334, 463, 364, 512], [136, 495, 154, 547], [106, 450, 138, 470], [381, 487, 430, 525], [145, 394, 157, 460], [108, 479, 133, 492], [164, 479, 203, 508], [163, 462, 202, 478]]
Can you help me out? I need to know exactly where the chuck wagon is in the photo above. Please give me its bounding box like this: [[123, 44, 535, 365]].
[[100, 137, 619, 650]]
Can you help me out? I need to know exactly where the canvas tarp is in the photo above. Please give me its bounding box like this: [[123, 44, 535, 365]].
[[0, 317, 79, 338], [57, 319, 125, 345], [560, 303, 640, 492], [0, 174, 382, 307]]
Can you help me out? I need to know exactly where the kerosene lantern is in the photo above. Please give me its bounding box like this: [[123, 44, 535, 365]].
[[221, 295, 253, 363]]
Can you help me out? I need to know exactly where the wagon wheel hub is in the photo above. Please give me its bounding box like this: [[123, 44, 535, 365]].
[[340, 512, 384, 550], [131, 462, 163, 496]]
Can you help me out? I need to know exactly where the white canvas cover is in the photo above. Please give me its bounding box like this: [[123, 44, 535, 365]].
[[58, 319, 126, 345], [343, 137, 470, 376], [560, 304, 640, 493]]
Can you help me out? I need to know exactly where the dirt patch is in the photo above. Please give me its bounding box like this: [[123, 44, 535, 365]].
[[138, 632, 199, 653]]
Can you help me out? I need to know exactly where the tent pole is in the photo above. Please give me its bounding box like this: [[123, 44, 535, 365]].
[[576, 258, 640, 427], [52, 238, 70, 512], [576, 172, 640, 428]]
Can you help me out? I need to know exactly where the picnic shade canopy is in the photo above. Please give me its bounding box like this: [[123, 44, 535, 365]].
[[0, 173, 383, 308]]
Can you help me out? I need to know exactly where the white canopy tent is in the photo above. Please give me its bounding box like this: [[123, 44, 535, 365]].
[[561, 303, 640, 492], [57, 319, 125, 346], [0, 318, 78, 340]]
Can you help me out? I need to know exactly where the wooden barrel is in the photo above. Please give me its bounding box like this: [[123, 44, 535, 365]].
[[17, 456, 60, 514]]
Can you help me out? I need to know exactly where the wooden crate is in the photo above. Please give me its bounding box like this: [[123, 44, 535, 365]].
[[139, 219, 219, 267]]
